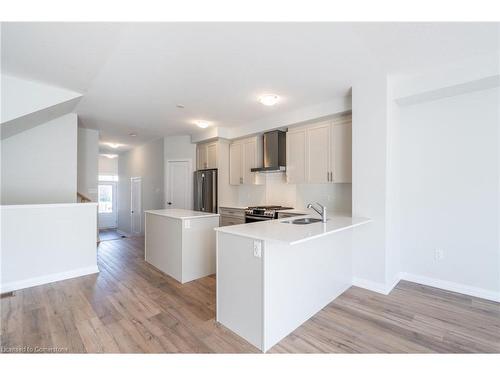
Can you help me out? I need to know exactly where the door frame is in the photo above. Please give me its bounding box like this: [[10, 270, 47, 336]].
[[98, 181, 117, 229], [130, 176, 142, 235], [165, 159, 193, 209]]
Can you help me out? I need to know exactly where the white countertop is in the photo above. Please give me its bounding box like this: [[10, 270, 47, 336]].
[[215, 215, 371, 245], [145, 209, 220, 220]]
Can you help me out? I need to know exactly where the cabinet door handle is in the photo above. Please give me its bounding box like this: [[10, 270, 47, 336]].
[[330, 171, 333, 182], [327, 171, 329, 182]]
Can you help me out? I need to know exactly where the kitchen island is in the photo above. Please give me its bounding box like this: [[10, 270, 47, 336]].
[[214, 214, 371, 352], [145, 209, 220, 283]]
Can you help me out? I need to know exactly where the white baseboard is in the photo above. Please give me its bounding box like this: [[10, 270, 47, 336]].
[[0, 265, 100, 293], [399, 272, 500, 303], [352, 277, 393, 295], [354, 272, 500, 302]]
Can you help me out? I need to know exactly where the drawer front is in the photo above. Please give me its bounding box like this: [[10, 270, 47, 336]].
[[219, 207, 245, 219], [220, 215, 245, 227]]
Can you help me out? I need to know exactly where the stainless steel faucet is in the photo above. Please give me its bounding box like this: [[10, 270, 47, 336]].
[[307, 202, 327, 223]]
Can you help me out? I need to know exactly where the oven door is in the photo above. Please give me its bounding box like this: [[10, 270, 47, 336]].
[[245, 214, 273, 223]]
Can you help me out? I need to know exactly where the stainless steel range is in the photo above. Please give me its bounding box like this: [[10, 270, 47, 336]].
[[244, 205, 294, 223]]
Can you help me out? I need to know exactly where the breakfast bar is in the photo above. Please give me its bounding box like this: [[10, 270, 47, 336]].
[[215, 214, 371, 352]]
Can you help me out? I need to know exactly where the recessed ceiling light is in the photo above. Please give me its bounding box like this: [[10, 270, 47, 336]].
[[101, 154, 118, 159], [129, 133, 137, 137], [258, 94, 280, 106], [194, 120, 210, 129], [176, 104, 185, 109]]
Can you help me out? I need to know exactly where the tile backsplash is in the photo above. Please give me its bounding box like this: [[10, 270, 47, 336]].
[[236, 173, 352, 214]]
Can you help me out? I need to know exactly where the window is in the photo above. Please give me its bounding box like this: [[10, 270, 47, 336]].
[[99, 175, 118, 182], [98, 184, 113, 213]]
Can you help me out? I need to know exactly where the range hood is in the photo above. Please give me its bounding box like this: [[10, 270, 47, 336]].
[[251, 130, 286, 172]]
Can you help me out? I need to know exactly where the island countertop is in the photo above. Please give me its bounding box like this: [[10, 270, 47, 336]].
[[214, 215, 371, 245], [145, 209, 220, 220]]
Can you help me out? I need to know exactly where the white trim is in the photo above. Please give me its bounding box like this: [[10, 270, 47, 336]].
[[165, 158, 193, 210], [399, 273, 500, 303], [353, 272, 500, 302], [352, 277, 394, 295], [0, 266, 99, 293], [130, 176, 142, 235]]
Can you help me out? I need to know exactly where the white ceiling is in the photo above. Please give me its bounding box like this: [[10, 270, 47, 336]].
[[2, 22, 498, 152]]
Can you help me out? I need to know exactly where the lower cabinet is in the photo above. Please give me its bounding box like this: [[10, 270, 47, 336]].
[[219, 207, 246, 226]]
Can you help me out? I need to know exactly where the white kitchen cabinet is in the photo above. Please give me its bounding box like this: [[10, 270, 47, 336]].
[[286, 128, 306, 184], [229, 142, 242, 185], [197, 141, 217, 170], [229, 136, 263, 185], [306, 122, 331, 183], [331, 118, 352, 183], [286, 115, 352, 184], [207, 142, 217, 169]]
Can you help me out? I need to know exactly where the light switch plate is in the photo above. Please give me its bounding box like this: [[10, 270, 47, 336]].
[[184, 220, 191, 229], [253, 241, 262, 258]]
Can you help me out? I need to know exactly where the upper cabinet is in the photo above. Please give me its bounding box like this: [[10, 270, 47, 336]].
[[229, 136, 263, 185], [197, 141, 218, 170], [330, 118, 352, 183], [286, 127, 306, 184], [286, 115, 352, 184]]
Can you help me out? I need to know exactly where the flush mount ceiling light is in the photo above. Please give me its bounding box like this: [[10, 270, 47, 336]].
[[194, 120, 210, 129], [176, 104, 185, 109], [129, 133, 137, 137], [258, 94, 280, 106], [101, 154, 118, 159], [105, 142, 122, 149]]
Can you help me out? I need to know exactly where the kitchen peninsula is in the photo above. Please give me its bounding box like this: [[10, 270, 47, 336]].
[[215, 214, 371, 352]]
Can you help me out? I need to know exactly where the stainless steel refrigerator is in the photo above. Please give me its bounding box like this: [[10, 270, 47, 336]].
[[193, 169, 218, 213]]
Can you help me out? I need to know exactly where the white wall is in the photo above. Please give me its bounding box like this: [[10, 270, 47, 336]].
[[0, 203, 99, 293], [1, 74, 82, 124], [77, 127, 99, 201], [398, 87, 500, 296], [351, 73, 389, 291], [1, 74, 82, 140], [1, 113, 78, 205], [99, 155, 118, 175], [118, 138, 164, 235]]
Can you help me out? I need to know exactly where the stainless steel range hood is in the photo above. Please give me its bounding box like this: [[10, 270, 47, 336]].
[[251, 130, 286, 172]]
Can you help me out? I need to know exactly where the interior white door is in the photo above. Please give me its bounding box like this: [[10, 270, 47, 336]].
[[130, 177, 142, 235], [166, 160, 191, 209], [98, 182, 117, 228]]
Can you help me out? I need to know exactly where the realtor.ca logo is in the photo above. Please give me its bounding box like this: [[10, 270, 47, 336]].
[[1, 346, 68, 353]]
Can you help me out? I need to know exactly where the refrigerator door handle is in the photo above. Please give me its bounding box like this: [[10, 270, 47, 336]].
[[201, 175, 205, 211], [212, 172, 217, 211]]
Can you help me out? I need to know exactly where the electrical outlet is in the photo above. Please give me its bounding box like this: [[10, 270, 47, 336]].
[[434, 248, 444, 261], [184, 220, 191, 229], [253, 241, 262, 258]]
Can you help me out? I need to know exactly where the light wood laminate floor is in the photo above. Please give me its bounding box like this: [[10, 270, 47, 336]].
[[1, 236, 499, 353]]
